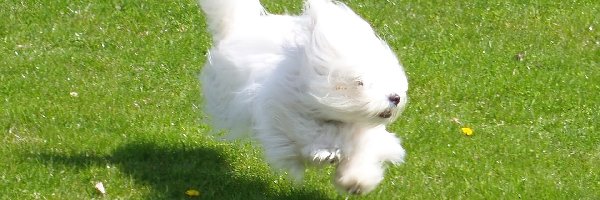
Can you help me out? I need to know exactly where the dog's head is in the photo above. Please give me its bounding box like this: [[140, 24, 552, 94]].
[[299, 0, 408, 125]]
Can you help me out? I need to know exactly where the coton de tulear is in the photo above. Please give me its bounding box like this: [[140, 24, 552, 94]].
[[198, 0, 409, 194]]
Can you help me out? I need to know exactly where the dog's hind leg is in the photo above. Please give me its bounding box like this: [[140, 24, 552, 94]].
[[257, 132, 308, 179]]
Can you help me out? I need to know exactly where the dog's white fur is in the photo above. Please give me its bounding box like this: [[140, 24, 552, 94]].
[[199, 0, 408, 194]]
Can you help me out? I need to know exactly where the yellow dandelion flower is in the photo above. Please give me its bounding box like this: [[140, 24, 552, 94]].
[[185, 189, 200, 197], [461, 127, 474, 136]]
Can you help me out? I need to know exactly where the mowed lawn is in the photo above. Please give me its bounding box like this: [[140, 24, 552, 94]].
[[1, 0, 598, 199]]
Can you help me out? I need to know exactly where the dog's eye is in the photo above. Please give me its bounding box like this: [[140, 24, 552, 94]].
[[356, 80, 364, 86]]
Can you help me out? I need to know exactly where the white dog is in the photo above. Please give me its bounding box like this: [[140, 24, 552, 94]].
[[199, 0, 409, 195]]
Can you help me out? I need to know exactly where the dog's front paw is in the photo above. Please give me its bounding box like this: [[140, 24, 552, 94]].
[[335, 161, 384, 195], [312, 148, 341, 164]]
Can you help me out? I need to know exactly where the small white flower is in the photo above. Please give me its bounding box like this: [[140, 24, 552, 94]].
[[95, 182, 106, 194]]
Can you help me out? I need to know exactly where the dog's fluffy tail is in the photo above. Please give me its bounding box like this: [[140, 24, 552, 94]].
[[198, 0, 266, 41]]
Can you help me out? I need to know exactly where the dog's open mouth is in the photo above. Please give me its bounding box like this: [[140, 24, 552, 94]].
[[378, 110, 393, 118]]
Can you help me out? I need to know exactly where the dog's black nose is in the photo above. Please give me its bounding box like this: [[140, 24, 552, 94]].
[[389, 94, 401, 106]]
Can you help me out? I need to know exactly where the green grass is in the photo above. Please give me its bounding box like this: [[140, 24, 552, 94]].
[[1, 0, 599, 199]]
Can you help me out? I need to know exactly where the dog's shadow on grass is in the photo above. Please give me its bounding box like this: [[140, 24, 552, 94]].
[[36, 142, 330, 199]]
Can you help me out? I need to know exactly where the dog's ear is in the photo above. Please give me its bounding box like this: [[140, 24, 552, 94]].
[[304, 0, 373, 54], [303, 0, 389, 68], [303, 1, 366, 73]]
